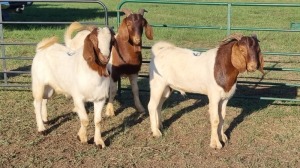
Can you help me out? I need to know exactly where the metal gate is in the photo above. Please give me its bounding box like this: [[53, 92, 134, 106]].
[[0, 0, 108, 89], [117, 0, 300, 102]]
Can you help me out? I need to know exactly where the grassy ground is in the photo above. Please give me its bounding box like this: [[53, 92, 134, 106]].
[[0, 0, 300, 167]]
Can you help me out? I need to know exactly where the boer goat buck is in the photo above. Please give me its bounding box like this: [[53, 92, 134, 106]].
[[31, 26, 114, 148], [64, 9, 154, 116], [148, 34, 264, 149]]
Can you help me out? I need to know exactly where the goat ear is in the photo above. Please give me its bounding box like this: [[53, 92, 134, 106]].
[[83, 34, 94, 62], [89, 29, 99, 49], [144, 19, 153, 40], [258, 52, 264, 74], [119, 20, 129, 41], [83, 29, 98, 62], [231, 43, 247, 73]]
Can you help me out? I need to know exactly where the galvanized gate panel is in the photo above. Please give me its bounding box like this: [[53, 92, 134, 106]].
[[0, 0, 108, 89], [117, 0, 300, 102]]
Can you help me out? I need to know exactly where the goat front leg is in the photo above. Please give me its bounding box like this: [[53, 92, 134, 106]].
[[94, 100, 106, 148], [105, 77, 118, 116], [74, 98, 89, 143], [219, 99, 229, 143], [208, 95, 223, 149], [129, 74, 145, 113]]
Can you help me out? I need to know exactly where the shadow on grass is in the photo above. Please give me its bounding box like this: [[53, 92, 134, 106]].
[[42, 112, 77, 135], [35, 77, 298, 146], [0, 65, 31, 80], [161, 84, 298, 141], [3, 3, 122, 30]]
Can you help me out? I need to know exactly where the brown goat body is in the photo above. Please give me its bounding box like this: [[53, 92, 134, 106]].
[[105, 8, 153, 116]]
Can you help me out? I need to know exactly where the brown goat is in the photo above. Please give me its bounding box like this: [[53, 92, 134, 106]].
[[105, 8, 154, 116]]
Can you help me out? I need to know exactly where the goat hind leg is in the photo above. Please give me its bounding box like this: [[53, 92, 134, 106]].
[[34, 98, 47, 133], [41, 86, 54, 124], [33, 84, 47, 133], [105, 78, 117, 116], [148, 83, 169, 137]]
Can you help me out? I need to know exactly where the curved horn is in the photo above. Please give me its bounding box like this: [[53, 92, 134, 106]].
[[220, 33, 244, 45], [138, 8, 148, 16], [121, 8, 133, 17]]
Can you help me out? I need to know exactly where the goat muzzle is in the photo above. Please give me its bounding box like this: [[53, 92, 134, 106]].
[[247, 62, 258, 72], [98, 52, 110, 65]]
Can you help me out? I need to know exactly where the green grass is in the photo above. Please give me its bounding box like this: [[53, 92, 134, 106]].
[[0, 0, 300, 167]]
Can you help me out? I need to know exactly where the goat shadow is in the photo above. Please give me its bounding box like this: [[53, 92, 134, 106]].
[[37, 77, 298, 146], [0, 65, 31, 80], [161, 84, 298, 140], [41, 112, 77, 135]]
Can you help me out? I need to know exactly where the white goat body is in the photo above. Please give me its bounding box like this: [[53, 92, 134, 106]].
[[32, 41, 110, 101], [148, 36, 263, 149], [32, 27, 112, 147], [150, 41, 233, 97]]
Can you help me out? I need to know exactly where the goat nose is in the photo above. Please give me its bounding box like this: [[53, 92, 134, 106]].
[[247, 62, 257, 72], [133, 37, 141, 44]]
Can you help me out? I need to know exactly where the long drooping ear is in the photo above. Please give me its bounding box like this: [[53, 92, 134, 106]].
[[144, 19, 153, 40], [231, 43, 247, 73], [83, 29, 109, 77], [83, 34, 95, 63], [258, 52, 264, 74], [119, 19, 129, 41]]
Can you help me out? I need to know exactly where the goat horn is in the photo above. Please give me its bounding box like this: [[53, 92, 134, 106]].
[[138, 9, 148, 16], [220, 33, 244, 45], [121, 8, 133, 17]]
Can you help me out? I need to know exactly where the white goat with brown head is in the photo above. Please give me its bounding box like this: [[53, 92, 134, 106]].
[[31, 27, 114, 148], [148, 33, 264, 149]]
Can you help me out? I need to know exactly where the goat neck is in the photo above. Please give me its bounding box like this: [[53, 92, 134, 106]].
[[214, 41, 239, 92], [214, 36, 264, 92], [110, 36, 142, 82]]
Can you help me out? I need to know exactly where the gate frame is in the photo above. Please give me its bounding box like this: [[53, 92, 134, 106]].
[[0, 0, 109, 88], [116, 0, 300, 102]]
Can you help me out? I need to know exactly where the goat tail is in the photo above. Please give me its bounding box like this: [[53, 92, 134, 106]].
[[151, 41, 175, 58], [64, 22, 84, 47], [36, 36, 59, 52]]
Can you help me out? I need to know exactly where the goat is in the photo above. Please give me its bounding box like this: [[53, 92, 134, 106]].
[[64, 9, 154, 117], [31, 27, 114, 148], [148, 34, 264, 149]]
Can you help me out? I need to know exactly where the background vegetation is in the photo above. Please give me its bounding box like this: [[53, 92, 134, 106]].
[[0, 0, 299, 167]]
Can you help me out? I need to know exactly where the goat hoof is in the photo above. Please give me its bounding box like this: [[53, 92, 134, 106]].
[[210, 141, 223, 149], [95, 143, 106, 149], [136, 106, 145, 113], [77, 135, 88, 144], [43, 120, 50, 125], [105, 103, 115, 117], [221, 133, 228, 143], [38, 130, 47, 136], [152, 130, 162, 137]]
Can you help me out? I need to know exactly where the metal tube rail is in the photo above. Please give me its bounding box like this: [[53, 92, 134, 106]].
[[116, 0, 300, 102], [0, 0, 109, 89]]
